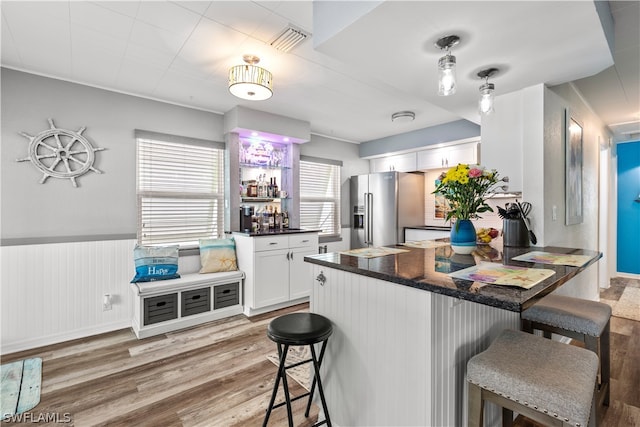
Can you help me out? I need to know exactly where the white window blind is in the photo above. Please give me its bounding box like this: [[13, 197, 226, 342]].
[[137, 135, 224, 247], [299, 157, 341, 237]]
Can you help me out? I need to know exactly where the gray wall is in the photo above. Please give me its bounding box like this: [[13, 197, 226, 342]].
[[359, 119, 480, 158], [1, 68, 224, 244], [1, 69, 369, 244]]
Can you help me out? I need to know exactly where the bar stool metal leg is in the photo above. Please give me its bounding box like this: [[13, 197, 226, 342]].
[[306, 340, 331, 426], [263, 344, 293, 427]]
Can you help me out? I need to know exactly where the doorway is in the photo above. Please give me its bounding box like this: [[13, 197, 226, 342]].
[[616, 140, 640, 275]]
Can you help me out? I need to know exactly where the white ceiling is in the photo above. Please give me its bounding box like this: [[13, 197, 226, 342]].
[[1, 1, 638, 143]]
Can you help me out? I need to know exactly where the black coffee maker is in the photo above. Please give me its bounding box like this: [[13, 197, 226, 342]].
[[240, 206, 254, 232]]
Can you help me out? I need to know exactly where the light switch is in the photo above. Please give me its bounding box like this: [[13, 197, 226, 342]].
[[552, 205, 557, 221]]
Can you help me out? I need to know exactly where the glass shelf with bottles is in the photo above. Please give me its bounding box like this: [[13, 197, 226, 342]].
[[239, 139, 289, 169], [241, 197, 289, 203], [240, 172, 286, 200]]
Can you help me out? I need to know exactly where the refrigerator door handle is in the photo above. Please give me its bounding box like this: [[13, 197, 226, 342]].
[[366, 192, 373, 245], [364, 192, 370, 244]]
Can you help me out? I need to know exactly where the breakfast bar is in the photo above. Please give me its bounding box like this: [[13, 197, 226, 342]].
[[304, 242, 601, 426]]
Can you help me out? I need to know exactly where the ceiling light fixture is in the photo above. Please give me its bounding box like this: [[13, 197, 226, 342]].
[[228, 55, 273, 101], [435, 35, 460, 96], [477, 68, 499, 115], [391, 111, 415, 122]]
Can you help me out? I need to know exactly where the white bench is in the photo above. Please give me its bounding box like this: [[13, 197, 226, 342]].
[[131, 255, 244, 339]]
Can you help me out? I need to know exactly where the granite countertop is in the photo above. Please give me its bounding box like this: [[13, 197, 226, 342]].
[[304, 241, 601, 312], [230, 228, 321, 237]]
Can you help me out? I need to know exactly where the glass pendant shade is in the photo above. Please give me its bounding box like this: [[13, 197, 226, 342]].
[[438, 54, 456, 96], [228, 60, 273, 101], [479, 82, 495, 114]]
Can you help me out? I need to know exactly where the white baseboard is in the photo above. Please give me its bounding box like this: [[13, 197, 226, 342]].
[[1, 320, 131, 355], [616, 272, 640, 280]]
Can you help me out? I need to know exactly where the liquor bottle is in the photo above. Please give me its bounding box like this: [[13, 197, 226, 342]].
[[268, 205, 275, 230], [255, 206, 263, 232], [282, 210, 289, 229], [262, 206, 270, 232], [257, 174, 263, 198], [272, 177, 279, 198], [274, 207, 282, 230]]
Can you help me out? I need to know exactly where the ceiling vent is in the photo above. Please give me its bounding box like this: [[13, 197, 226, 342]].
[[270, 25, 310, 53]]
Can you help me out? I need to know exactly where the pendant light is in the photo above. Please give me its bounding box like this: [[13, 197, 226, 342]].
[[435, 35, 460, 96], [228, 55, 273, 101], [477, 68, 499, 115]]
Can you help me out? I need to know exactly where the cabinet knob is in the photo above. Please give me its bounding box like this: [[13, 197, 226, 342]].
[[316, 271, 326, 286]]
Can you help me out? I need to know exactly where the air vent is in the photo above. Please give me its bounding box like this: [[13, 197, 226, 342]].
[[270, 25, 310, 52]]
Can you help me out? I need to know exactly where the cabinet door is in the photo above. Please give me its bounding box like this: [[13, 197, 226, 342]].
[[417, 143, 479, 170], [289, 246, 317, 299], [417, 148, 446, 170], [253, 248, 290, 308], [446, 143, 478, 166], [370, 157, 393, 173], [371, 153, 417, 173]]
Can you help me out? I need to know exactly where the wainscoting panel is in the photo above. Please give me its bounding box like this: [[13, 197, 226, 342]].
[[310, 264, 521, 426], [430, 293, 520, 427], [1, 239, 136, 354], [311, 265, 433, 426]]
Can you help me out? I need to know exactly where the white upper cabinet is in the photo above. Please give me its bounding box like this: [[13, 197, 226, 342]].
[[370, 152, 417, 173], [417, 142, 479, 170]]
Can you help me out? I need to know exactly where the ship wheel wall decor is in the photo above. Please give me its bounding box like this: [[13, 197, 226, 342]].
[[17, 118, 105, 187]]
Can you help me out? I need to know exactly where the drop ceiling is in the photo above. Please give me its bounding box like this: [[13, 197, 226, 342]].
[[1, 1, 638, 143]]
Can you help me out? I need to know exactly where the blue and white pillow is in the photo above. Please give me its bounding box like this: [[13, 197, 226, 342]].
[[199, 238, 238, 273], [131, 244, 180, 283]]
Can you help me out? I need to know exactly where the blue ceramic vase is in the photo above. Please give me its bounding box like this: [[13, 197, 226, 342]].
[[450, 219, 477, 254]]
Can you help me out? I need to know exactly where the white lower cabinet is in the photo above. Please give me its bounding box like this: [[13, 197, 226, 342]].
[[234, 232, 319, 316]]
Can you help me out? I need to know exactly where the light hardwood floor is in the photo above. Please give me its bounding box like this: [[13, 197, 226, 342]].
[[1, 304, 318, 427], [3, 280, 639, 427]]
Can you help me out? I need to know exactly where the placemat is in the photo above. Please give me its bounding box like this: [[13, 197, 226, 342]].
[[511, 251, 593, 267], [448, 262, 556, 289], [339, 247, 409, 258], [401, 240, 449, 249]]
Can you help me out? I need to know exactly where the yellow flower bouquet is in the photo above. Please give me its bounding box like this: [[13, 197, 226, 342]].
[[433, 164, 507, 222]]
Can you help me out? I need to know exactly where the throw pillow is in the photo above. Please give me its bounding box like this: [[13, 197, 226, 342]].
[[199, 238, 238, 273], [131, 244, 180, 283]]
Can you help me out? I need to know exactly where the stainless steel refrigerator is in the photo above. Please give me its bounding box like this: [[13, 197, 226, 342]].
[[350, 171, 425, 249]]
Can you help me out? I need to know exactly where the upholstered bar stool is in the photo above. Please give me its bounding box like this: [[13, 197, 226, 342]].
[[263, 312, 333, 427], [521, 294, 611, 414], [467, 329, 598, 427]]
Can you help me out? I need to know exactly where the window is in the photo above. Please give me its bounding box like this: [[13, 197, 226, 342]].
[[299, 156, 342, 238], [136, 130, 225, 247]]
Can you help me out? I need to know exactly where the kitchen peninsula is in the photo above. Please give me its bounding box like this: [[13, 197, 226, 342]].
[[304, 242, 600, 426]]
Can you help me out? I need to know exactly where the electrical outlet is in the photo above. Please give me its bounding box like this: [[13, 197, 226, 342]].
[[103, 294, 112, 311], [552, 205, 557, 221]]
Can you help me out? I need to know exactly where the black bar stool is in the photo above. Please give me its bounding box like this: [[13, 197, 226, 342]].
[[263, 312, 333, 427]]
